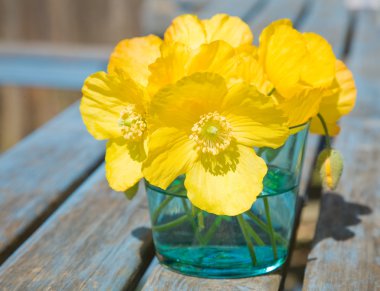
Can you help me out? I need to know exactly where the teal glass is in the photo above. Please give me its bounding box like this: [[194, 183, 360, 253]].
[[146, 124, 309, 278]]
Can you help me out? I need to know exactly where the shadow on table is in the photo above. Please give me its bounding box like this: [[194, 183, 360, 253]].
[[313, 192, 372, 245]]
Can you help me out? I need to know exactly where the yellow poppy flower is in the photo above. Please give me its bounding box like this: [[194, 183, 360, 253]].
[[80, 70, 148, 191], [310, 60, 357, 135], [164, 14, 253, 49], [143, 73, 289, 216], [108, 35, 162, 86], [257, 19, 336, 127]]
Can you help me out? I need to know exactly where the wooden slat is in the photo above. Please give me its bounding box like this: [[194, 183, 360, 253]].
[[197, 0, 262, 19], [0, 101, 105, 264], [303, 10, 380, 290], [0, 170, 154, 290]]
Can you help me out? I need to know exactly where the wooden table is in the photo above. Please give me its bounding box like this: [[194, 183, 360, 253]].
[[0, 0, 379, 290]]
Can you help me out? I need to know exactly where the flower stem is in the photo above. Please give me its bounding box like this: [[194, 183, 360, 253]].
[[152, 196, 174, 224], [181, 199, 206, 245], [263, 197, 278, 259], [203, 216, 223, 245], [153, 215, 188, 232], [237, 215, 257, 266], [245, 211, 287, 246], [317, 113, 332, 149], [244, 222, 265, 246]]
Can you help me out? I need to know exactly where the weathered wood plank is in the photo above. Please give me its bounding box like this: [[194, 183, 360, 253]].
[[0, 169, 154, 290], [143, 260, 281, 291], [303, 10, 380, 291], [198, 0, 262, 19], [0, 101, 105, 264], [303, 118, 380, 291]]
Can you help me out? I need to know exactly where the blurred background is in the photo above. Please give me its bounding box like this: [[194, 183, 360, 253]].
[[0, 1, 378, 290], [0, 0, 210, 152]]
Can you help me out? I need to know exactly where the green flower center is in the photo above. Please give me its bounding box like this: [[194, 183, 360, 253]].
[[118, 105, 147, 141], [190, 111, 232, 155]]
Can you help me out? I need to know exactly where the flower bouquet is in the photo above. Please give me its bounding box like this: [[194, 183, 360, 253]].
[[80, 15, 356, 278]]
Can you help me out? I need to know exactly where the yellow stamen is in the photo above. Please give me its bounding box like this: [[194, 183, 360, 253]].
[[189, 111, 232, 155], [118, 105, 147, 141]]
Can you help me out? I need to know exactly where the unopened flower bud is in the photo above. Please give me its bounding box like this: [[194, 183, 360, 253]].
[[317, 149, 344, 190]]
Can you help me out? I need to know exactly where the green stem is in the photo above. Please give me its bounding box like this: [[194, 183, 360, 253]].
[[244, 223, 265, 246], [181, 199, 206, 245], [237, 215, 257, 266], [263, 197, 278, 259], [203, 216, 223, 245], [245, 211, 287, 246], [317, 113, 332, 149], [153, 215, 188, 232], [152, 196, 174, 224]]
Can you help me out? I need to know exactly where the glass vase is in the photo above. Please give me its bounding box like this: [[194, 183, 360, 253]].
[[145, 124, 309, 278]]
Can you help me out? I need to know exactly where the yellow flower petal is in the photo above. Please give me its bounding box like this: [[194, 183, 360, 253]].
[[164, 14, 206, 49], [80, 71, 146, 140], [259, 21, 308, 97], [301, 33, 336, 88], [150, 73, 228, 129], [185, 145, 267, 216], [108, 35, 162, 86], [278, 88, 323, 127], [148, 42, 192, 96], [143, 127, 197, 189], [310, 60, 356, 135], [188, 40, 238, 82], [202, 14, 253, 48], [105, 138, 146, 191], [221, 82, 289, 148]]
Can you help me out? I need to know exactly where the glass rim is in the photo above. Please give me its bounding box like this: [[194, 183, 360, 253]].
[[144, 179, 297, 199]]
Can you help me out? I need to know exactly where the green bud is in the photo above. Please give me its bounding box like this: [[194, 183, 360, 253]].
[[124, 182, 139, 200], [316, 149, 344, 190]]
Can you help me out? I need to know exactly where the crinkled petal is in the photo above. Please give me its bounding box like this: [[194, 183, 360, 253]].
[[105, 138, 146, 191], [310, 60, 356, 135], [148, 42, 192, 96], [164, 14, 206, 49], [143, 127, 197, 189], [80, 71, 146, 140], [108, 35, 162, 86], [278, 88, 323, 127], [185, 145, 267, 216], [221, 82, 289, 148], [202, 14, 253, 48], [188, 40, 238, 82], [259, 20, 307, 97], [301, 33, 336, 88], [150, 73, 228, 129]]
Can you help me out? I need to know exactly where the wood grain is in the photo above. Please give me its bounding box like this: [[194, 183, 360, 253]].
[[0, 169, 154, 290], [303, 10, 380, 291], [0, 102, 105, 264], [142, 260, 281, 291]]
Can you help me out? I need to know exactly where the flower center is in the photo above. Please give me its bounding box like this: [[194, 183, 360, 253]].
[[189, 111, 232, 155], [118, 105, 147, 141]]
